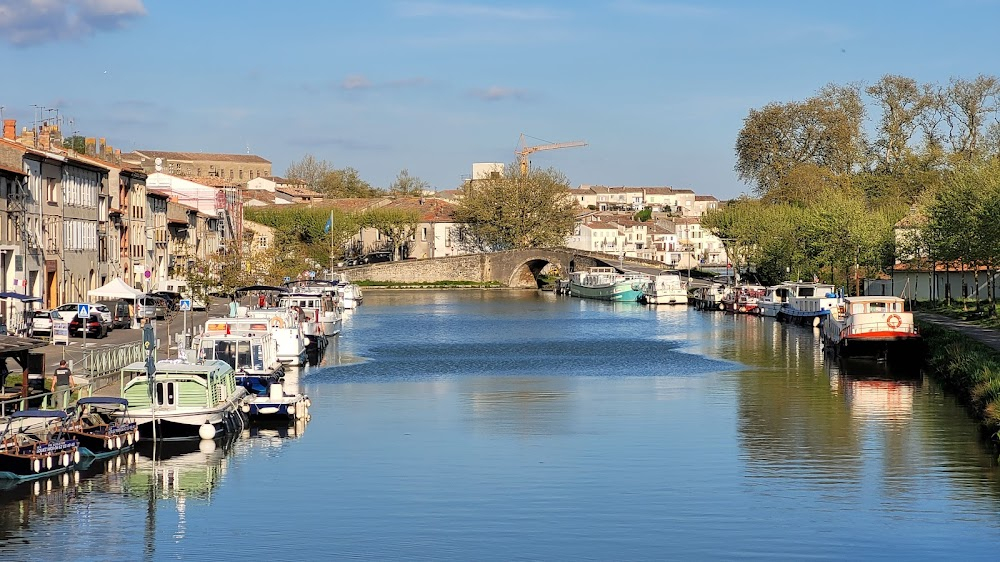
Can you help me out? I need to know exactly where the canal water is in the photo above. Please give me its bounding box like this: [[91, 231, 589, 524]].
[[2, 290, 1000, 560]]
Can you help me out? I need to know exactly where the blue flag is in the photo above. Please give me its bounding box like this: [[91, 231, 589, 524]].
[[324, 214, 332, 233]]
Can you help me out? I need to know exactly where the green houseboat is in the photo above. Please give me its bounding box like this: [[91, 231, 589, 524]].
[[118, 359, 249, 441]]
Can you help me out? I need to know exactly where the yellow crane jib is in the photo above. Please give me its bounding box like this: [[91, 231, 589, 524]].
[[515, 133, 587, 176]]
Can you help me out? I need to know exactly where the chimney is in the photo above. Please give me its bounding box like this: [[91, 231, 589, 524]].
[[20, 127, 35, 146], [85, 137, 96, 155], [98, 137, 105, 156], [2, 119, 14, 140]]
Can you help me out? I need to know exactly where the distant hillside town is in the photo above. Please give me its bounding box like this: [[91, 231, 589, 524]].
[[0, 118, 728, 332]]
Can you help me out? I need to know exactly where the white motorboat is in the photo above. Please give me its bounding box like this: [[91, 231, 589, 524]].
[[241, 308, 309, 366], [773, 282, 841, 326], [640, 272, 688, 305]]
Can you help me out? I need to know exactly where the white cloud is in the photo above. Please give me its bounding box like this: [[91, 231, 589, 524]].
[[612, 0, 722, 18], [469, 86, 529, 101], [342, 74, 374, 90], [395, 1, 558, 20], [0, 0, 147, 46]]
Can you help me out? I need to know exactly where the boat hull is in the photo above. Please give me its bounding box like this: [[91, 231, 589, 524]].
[[570, 282, 643, 302], [834, 334, 924, 361], [0, 440, 80, 481], [642, 290, 688, 305], [128, 399, 248, 441]]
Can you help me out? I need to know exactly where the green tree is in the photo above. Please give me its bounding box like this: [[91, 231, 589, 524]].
[[942, 74, 1000, 161], [389, 168, 430, 197], [358, 207, 419, 260], [453, 165, 576, 251], [246, 204, 360, 274], [734, 84, 866, 200], [62, 135, 86, 153], [866, 74, 933, 170], [319, 167, 382, 198]]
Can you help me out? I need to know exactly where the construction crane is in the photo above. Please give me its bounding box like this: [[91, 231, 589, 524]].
[[515, 133, 587, 177]]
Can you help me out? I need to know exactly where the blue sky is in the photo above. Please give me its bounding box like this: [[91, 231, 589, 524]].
[[2, 0, 1000, 197]]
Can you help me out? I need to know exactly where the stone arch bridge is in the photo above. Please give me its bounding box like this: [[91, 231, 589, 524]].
[[337, 248, 667, 288]]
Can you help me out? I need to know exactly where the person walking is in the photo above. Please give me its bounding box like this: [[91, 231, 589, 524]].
[[51, 359, 74, 410]]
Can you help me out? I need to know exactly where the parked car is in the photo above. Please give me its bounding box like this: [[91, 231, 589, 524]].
[[365, 251, 393, 264], [137, 297, 166, 320], [150, 291, 181, 312], [28, 310, 59, 337], [53, 303, 112, 326], [97, 299, 132, 329], [69, 312, 108, 338]]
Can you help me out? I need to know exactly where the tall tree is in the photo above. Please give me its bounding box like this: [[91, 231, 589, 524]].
[[285, 154, 333, 188], [942, 74, 1000, 161], [866, 74, 932, 170], [453, 165, 576, 251], [389, 168, 430, 197], [734, 84, 866, 200], [319, 167, 382, 198]]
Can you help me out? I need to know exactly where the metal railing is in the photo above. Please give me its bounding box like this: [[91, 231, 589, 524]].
[[0, 341, 145, 416], [82, 341, 145, 380]]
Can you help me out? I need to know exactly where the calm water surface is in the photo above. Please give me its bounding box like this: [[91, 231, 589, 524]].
[[2, 290, 1000, 560]]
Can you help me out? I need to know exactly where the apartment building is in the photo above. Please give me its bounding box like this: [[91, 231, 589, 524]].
[[124, 150, 271, 182]]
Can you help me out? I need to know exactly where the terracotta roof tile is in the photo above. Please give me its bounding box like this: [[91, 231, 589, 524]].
[[383, 197, 457, 222], [133, 150, 270, 164], [275, 185, 324, 198]]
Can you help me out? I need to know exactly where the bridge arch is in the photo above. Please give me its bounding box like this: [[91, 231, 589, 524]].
[[507, 258, 558, 288]]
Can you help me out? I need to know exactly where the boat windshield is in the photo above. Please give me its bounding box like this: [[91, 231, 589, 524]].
[[202, 339, 254, 370]]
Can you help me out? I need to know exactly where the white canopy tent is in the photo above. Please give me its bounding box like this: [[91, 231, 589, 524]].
[[87, 278, 146, 300], [87, 278, 146, 328]]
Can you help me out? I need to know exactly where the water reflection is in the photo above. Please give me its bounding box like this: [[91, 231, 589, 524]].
[[466, 377, 573, 436]]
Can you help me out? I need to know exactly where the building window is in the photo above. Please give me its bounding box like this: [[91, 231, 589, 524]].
[[47, 178, 57, 203], [421, 227, 427, 241]]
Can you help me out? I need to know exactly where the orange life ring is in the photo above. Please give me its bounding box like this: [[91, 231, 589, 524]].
[[886, 314, 902, 329], [270, 316, 286, 328]]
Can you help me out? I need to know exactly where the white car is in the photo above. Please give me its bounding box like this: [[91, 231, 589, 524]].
[[29, 310, 58, 337], [53, 303, 112, 327]]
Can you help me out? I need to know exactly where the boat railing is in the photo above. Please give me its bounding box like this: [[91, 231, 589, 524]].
[[844, 321, 917, 336]]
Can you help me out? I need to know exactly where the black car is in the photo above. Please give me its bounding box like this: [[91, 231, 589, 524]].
[[97, 299, 133, 329], [69, 312, 108, 338], [365, 251, 393, 264], [150, 291, 181, 312]]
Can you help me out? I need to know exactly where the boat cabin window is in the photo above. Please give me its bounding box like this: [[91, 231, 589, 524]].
[[798, 287, 815, 297], [252, 344, 264, 370], [155, 382, 176, 407], [235, 340, 251, 369]]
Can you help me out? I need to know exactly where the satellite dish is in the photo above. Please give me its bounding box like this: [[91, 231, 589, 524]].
[[154, 157, 162, 172]]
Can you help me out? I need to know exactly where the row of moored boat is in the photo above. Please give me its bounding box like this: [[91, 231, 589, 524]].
[[0, 276, 362, 483]]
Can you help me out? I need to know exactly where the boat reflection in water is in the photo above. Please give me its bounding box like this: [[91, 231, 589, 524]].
[[828, 357, 922, 425], [0, 452, 138, 546]]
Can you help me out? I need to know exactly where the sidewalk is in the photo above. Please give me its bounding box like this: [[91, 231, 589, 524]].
[[35, 299, 229, 374], [915, 312, 1000, 352]]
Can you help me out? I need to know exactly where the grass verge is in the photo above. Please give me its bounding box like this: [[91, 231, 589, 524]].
[[920, 320, 1000, 435]]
